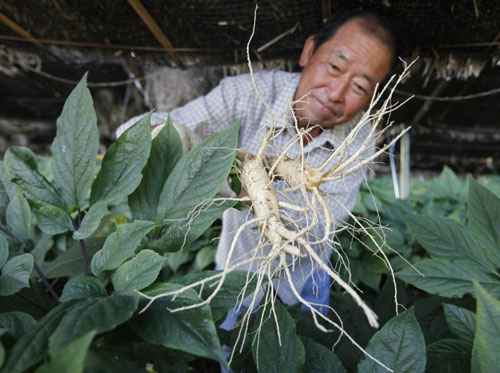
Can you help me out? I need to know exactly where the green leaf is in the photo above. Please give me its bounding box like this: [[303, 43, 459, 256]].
[[0, 254, 34, 296], [51, 74, 100, 210], [43, 241, 100, 279], [132, 282, 225, 363], [173, 270, 260, 321], [193, 246, 215, 270], [443, 304, 475, 344], [252, 301, 305, 373], [358, 309, 426, 373], [36, 330, 95, 373], [111, 249, 165, 291], [6, 191, 33, 240], [33, 202, 74, 235], [158, 122, 239, 219], [468, 180, 500, 261], [129, 118, 182, 221], [60, 275, 107, 302], [428, 166, 466, 200], [150, 201, 233, 253], [302, 337, 346, 373], [3, 147, 63, 208], [0, 235, 8, 269], [49, 293, 139, 353], [1, 301, 76, 373], [397, 258, 500, 298], [0, 162, 9, 216], [427, 338, 471, 372], [90, 220, 155, 276], [90, 115, 152, 204], [0, 341, 4, 369], [0, 312, 37, 340], [471, 282, 500, 373], [73, 201, 109, 240]]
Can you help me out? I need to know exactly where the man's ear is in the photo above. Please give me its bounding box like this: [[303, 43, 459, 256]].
[[299, 35, 316, 68]]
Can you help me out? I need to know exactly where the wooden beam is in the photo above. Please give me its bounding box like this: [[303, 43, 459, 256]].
[[127, 0, 181, 65], [0, 12, 42, 47]]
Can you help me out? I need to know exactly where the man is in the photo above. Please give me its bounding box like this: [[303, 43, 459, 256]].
[[118, 10, 395, 317]]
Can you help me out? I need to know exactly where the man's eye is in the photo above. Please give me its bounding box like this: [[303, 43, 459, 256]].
[[329, 64, 340, 72], [353, 84, 368, 96]]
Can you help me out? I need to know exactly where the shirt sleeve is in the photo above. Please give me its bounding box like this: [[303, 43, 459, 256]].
[[115, 75, 247, 141]]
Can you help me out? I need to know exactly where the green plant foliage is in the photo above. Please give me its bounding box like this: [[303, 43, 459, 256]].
[[90, 114, 152, 204], [51, 74, 99, 211], [48, 293, 139, 353], [3, 147, 63, 208], [157, 122, 239, 220], [251, 302, 305, 373], [0, 253, 34, 296], [0, 236, 8, 269], [42, 241, 100, 279], [129, 117, 183, 221], [59, 275, 107, 302], [302, 337, 346, 373], [111, 249, 165, 291], [90, 220, 155, 276], [35, 330, 95, 373], [471, 283, 500, 373], [6, 191, 33, 241], [1, 302, 76, 373], [132, 282, 225, 363], [0, 312, 36, 340], [358, 309, 426, 373], [443, 304, 476, 344], [73, 201, 109, 240]]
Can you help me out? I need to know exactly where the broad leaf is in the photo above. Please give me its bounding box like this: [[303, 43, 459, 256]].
[[302, 337, 346, 373], [358, 309, 426, 373], [173, 270, 260, 321], [0, 162, 9, 215], [51, 74, 99, 210], [427, 338, 471, 372], [0, 312, 36, 340], [0, 254, 34, 296], [36, 330, 95, 373], [132, 282, 225, 363], [428, 166, 466, 200], [397, 258, 500, 298], [111, 249, 165, 291], [49, 293, 139, 353], [468, 180, 500, 261], [90, 220, 155, 276], [3, 147, 63, 208], [443, 304, 475, 344], [0, 235, 8, 269], [471, 282, 500, 373], [129, 118, 182, 221], [158, 122, 239, 219], [90, 115, 151, 204], [73, 201, 109, 240], [33, 202, 74, 235], [252, 302, 305, 373], [150, 201, 233, 253], [0, 301, 75, 373], [43, 242, 100, 279], [59, 275, 107, 302], [6, 191, 33, 240]]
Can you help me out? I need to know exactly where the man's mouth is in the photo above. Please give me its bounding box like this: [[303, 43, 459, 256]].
[[312, 95, 340, 118]]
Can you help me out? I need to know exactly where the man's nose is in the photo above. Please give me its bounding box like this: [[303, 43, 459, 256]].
[[327, 78, 349, 103]]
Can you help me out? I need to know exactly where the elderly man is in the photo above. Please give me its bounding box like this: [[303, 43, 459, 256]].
[[118, 10, 395, 318]]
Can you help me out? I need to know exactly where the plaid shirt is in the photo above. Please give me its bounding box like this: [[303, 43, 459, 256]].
[[117, 70, 374, 304]]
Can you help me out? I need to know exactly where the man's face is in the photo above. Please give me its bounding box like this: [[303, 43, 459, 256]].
[[293, 20, 393, 130]]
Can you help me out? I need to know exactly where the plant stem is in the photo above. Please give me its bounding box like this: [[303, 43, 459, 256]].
[[33, 262, 59, 300], [79, 239, 91, 274]]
